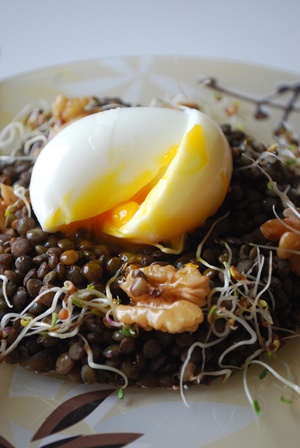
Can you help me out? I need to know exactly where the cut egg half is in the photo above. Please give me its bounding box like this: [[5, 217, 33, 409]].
[[30, 106, 232, 250]]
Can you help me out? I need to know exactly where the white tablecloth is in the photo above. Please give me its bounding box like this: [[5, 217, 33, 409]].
[[1, 0, 300, 81]]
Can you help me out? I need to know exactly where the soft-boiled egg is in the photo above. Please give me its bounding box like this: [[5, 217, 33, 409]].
[[30, 106, 232, 249]]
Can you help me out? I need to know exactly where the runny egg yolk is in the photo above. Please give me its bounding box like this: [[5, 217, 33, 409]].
[[30, 106, 232, 251], [110, 202, 140, 227]]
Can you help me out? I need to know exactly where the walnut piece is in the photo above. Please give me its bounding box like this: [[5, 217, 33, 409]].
[[115, 300, 204, 333], [260, 207, 300, 276], [115, 263, 210, 333], [52, 95, 90, 124], [0, 184, 18, 206], [0, 184, 18, 232]]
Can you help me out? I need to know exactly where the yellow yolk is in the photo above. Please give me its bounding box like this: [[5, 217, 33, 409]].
[[109, 201, 140, 227]]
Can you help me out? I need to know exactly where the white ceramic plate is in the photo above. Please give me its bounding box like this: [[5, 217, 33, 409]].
[[0, 56, 300, 448]]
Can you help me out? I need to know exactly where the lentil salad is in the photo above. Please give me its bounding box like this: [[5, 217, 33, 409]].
[[0, 95, 300, 414]]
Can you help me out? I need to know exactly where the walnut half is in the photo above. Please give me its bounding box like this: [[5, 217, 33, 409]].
[[115, 263, 210, 333]]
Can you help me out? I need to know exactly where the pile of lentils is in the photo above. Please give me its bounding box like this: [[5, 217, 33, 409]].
[[0, 108, 300, 389]]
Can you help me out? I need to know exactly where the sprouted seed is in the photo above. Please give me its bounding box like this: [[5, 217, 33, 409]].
[[243, 358, 300, 415], [79, 334, 128, 390]]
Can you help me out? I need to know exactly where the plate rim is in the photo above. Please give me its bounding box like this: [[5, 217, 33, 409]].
[[1, 54, 300, 85]]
